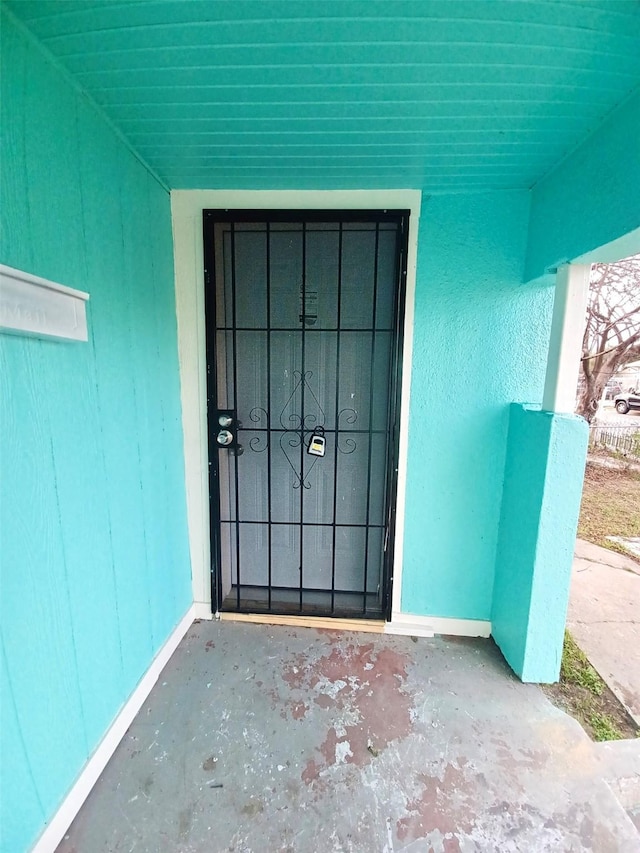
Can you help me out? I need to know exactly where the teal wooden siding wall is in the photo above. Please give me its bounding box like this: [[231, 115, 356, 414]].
[[401, 192, 555, 620], [0, 15, 192, 853]]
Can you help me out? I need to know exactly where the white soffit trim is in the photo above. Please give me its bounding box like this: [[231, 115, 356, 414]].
[[386, 612, 492, 638], [31, 607, 195, 853], [170, 189, 422, 617]]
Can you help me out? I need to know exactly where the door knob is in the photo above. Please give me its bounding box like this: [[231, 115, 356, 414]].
[[217, 429, 234, 446], [214, 410, 236, 448]]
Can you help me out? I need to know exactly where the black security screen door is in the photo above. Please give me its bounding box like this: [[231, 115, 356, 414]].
[[203, 210, 409, 619]]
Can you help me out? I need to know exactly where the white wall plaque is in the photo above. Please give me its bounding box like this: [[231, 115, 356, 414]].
[[0, 264, 89, 342]]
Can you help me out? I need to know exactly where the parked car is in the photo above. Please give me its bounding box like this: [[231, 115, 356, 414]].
[[614, 390, 640, 414]]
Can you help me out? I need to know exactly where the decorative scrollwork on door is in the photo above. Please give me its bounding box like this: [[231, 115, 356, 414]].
[[337, 407, 358, 454], [247, 371, 327, 489], [248, 407, 269, 452], [279, 370, 325, 430], [279, 431, 322, 489]]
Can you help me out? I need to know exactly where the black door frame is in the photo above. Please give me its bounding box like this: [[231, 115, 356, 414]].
[[202, 209, 410, 620]]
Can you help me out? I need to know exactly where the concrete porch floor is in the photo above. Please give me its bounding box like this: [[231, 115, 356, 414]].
[[58, 622, 640, 852]]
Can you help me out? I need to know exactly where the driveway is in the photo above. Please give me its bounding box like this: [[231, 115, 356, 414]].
[[594, 402, 640, 427], [567, 539, 640, 726]]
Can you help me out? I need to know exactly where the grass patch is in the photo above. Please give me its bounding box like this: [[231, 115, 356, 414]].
[[560, 631, 603, 695], [588, 712, 624, 742], [541, 631, 638, 742], [578, 463, 640, 562]]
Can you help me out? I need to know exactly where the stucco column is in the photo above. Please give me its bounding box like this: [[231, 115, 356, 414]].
[[492, 266, 590, 682], [492, 404, 588, 681]]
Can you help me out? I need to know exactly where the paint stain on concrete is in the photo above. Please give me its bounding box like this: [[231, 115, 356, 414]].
[[396, 770, 467, 842], [202, 756, 218, 771], [290, 701, 309, 720], [178, 808, 192, 839], [301, 758, 321, 785], [314, 693, 334, 710], [280, 636, 413, 785], [241, 799, 265, 816]]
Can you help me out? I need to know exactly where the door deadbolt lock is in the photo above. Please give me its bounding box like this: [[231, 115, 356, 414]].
[[215, 409, 237, 449], [217, 429, 234, 446]]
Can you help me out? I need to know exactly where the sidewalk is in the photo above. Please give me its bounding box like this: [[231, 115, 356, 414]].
[[567, 539, 640, 726]]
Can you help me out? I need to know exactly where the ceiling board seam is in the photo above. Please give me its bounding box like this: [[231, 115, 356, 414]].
[[13, 0, 140, 24], [146, 155, 552, 161], [124, 129, 581, 135], [86, 82, 626, 93], [116, 116, 589, 122], [165, 182, 528, 193], [28, 16, 640, 43], [136, 142, 560, 149], [67, 65, 638, 81], [15, 0, 639, 27], [102, 98, 614, 106], [55, 46, 640, 61], [144, 154, 554, 161]]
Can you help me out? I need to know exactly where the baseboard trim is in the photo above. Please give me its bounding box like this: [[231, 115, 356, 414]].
[[193, 601, 214, 620], [32, 605, 195, 853], [219, 612, 385, 633], [386, 612, 491, 638]]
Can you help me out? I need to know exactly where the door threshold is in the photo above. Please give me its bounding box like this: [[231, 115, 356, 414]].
[[219, 611, 385, 633]]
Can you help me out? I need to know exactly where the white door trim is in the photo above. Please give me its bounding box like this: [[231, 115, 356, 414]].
[[170, 190, 421, 618]]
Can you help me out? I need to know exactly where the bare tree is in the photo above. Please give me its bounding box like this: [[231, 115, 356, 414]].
[[576, 255, 640, 422]]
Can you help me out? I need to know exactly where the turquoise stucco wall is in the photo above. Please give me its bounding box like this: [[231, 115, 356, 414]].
[[0, 14, 192, 853], [492, 406, 588, 681], [401, 192, 555, 620]]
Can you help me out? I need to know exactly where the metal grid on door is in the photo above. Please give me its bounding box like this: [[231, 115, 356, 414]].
[[203, 210, 409, 619]]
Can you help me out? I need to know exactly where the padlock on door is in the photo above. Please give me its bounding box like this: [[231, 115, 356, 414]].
[[307, 426, 326, 457]]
